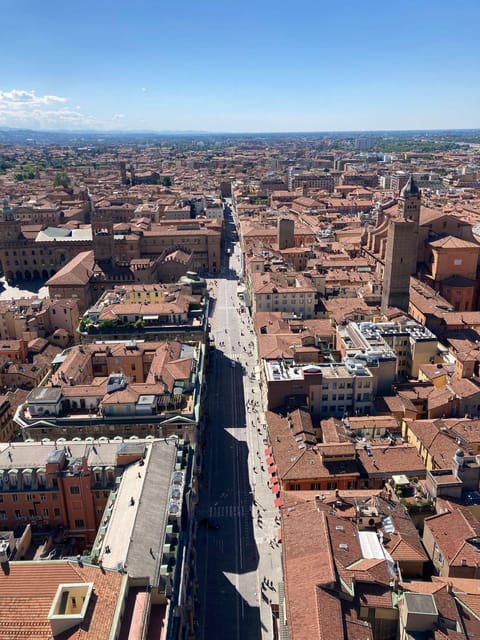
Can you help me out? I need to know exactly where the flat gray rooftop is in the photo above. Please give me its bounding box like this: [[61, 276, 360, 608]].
[[99, 440, 178, 582], [404, 592, 438, 615]]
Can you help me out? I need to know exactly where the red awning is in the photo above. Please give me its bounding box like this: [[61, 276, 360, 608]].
[[274, 497, 282, 508], [277, 527, 282, 543], [266, 456, 274, 466], [264, 447, 272, 456], [271, 484, 280, 495], [269, 465, 277, 476]]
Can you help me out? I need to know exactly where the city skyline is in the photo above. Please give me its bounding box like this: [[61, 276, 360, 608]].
[[1, 0, 479, 132]]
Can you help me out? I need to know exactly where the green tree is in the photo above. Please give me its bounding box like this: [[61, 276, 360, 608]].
[[53, 172, 71, 188]]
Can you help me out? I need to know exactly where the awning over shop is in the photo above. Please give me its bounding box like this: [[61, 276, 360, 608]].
[[266, 456, 274, 466], [274, 497, 282, 508], [277, 527, 282, 543], [264, 447, 272, 456], [269, 465, 277, 476]]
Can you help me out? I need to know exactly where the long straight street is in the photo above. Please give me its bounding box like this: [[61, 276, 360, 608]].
[[195, 215, 282, 639]]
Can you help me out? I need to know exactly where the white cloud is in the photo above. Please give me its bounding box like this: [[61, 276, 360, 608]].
[[141, 87, 147, 92], [0, 89, 67, 105], [0, 88, 97, 129], [112, 113, 125, 120]]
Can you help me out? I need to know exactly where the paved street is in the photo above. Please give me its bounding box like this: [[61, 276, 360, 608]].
[[195, 212, 282, 639]]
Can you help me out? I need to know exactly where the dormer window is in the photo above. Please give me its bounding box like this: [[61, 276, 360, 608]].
[[8, 469, 18, 487], [22, 469, 32, 487], [37, 468, 46, 487]]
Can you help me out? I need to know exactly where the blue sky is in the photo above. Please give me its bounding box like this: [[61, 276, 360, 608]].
[[1, 0, 479, 132]]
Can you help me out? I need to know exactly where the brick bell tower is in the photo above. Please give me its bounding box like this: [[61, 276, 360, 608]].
[[91, 207, 115, 267], [381, 176, 421, 312]]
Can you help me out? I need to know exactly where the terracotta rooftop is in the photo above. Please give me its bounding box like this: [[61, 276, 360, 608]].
[[424, 508, 480, 568], [356, 444, 425, 477], [282, 506, 336, 640], [429, 235, 480, 250], [46, 250, 95, 287], [0, 560, 123, 639]]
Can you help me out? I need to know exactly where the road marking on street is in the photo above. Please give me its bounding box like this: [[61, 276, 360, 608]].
[[209, 504, 252, 518]]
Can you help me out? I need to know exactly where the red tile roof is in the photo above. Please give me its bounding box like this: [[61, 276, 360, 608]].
[[424, 508, 480, 568], [0, 561, 123, 639]]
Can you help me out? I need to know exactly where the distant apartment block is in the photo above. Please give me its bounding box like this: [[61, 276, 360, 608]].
[[249, 271, 317, 318], [337, 320, 438, 393], [286, 168, 334, 193], [263, 359, 374, 418]]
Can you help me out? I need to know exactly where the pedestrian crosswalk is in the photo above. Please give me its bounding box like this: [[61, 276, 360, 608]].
[[208, 504, 251, 518]]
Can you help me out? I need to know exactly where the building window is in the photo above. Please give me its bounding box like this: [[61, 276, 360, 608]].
[[14, 510, 21, 519], [0, 511, 6, 520], [40, 494, 46, 501], [327, 481, 337, 490], [70, 486, 80, 495], [54, 508, 61, 517], [74, 519, 85, 528], [26, 494, 33, 502], [11, 495, 18, 503], [310, 483, 321, 490], [42, 508, 49, 518], [289, 483, 301, 491]]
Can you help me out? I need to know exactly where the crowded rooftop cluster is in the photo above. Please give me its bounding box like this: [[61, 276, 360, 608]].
[[1, 132, 480, 637]]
